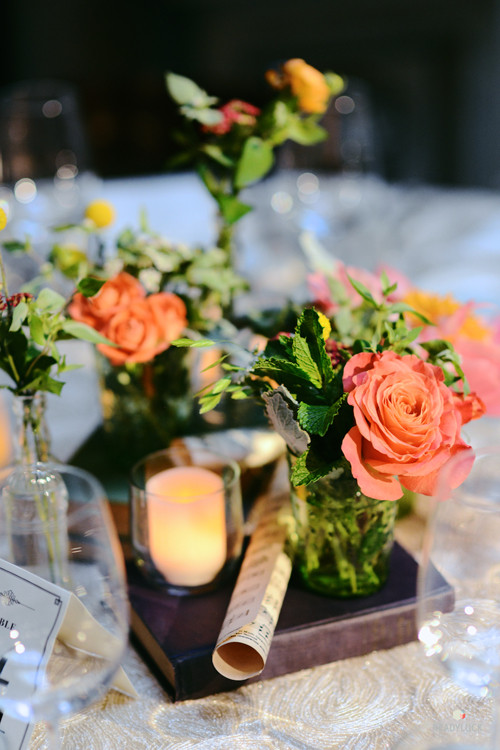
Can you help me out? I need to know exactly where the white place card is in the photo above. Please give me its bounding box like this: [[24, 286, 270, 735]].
[[0, 559, 136, 750]]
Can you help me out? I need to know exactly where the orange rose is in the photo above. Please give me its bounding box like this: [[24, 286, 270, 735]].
[[341, 350, 484, 501], [97, 292, 187, 366], [266, 58, 331, 114], [69, 271, 145, 329]]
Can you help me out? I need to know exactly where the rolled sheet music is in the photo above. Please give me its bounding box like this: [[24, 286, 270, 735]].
[[212, 495, 292, 680]]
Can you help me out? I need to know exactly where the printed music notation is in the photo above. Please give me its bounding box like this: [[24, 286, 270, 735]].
[[212, 496, 292, 681]]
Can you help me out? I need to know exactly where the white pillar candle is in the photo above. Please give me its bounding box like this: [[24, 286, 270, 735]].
[[146, 466, 226, 587]]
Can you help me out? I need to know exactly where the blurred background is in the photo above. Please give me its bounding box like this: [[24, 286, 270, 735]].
[[1, 0, 499, 187]]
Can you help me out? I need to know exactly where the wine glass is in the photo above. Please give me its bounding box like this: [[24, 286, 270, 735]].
[[416, 444, 500, 749], [0, 464, 130, 749]]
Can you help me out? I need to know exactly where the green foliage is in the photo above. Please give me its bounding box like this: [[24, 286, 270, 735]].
[[164, 65, 342, 246]]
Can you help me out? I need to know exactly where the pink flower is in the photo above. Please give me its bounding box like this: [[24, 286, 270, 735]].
[[341, 350, 484, 501], [307, 261, 405, 315], [204, 99, 260, 135]]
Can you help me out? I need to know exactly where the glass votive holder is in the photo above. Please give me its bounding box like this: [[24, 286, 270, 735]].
[[129, 445, 244, 595]]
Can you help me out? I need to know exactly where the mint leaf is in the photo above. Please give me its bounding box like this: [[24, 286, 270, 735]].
[[296, 308, 335, 385], [292, 333, 322, 387], [290, 449, 333, 486], [297, 395, 347, 436]]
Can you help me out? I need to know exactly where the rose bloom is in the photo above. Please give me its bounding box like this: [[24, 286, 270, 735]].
[[69, 271, 145, 328], [341, 350, 485, 501], [266, 58, 330, 114], [97, 292, 187, 366]]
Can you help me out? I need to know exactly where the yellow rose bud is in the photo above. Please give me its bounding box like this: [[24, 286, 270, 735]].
[[0, 207, 7, 231], [282, 58, 331, 114], [84, 199, 115, 229]]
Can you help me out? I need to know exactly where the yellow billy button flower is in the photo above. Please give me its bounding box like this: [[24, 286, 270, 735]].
[[0, 207, 7, 231], [404, 290, 491, 342], [318, 312, 332, 340], [84, 199, 115, 229]]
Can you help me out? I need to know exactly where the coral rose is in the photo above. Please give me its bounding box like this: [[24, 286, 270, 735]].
[[97, 292, 187, 366], [69, 271, 145, 329], [341, 350, 484, 501]]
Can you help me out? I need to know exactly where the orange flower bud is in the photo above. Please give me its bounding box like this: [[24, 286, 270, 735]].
[[282, 58, 331, 114]]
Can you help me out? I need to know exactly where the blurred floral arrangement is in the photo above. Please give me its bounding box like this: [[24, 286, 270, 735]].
[[36, 199, 250, 462], [177, 264, 486, 501], [0, 207, 108, 399], [166, 58, 344, 255]]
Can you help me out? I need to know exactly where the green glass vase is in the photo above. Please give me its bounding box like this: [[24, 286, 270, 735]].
[[97, 346, 196, 469], [288, 463, 397, 598]]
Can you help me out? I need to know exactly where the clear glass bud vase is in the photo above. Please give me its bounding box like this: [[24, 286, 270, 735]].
[[287, 460, 398, 598], [0, 393, 69, 585]]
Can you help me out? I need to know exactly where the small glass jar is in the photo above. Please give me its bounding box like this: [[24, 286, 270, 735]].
[[129, 446, 244, 595], [288, 459, 398, 598]]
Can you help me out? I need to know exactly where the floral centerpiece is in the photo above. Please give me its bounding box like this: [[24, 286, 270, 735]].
[[0, 207, 113, 582], [46, 201, 248, 469], [0, 207, 110, 464], [177, 267, 486, 597], [166, 59, 344, 262]]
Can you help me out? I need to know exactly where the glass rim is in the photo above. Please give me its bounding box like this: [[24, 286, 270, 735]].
[[129, 447, 241, 500], [435, 443, 500, 509]]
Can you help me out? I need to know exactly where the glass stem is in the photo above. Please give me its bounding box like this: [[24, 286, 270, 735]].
[[44, 718, 61, 750]]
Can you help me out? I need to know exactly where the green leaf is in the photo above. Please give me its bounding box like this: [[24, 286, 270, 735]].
[[9, 302, 28, 331], [36, 288, 66, 312], [199, 392, 223, 413], [77, 277, 106, 297], [234, 137, 274, 188], [216, 194, 252, 225], [290, 449, 333, 486], [252, 357, 318, 398], [287, 117, 328, 146], [292, 333, 322, 388], [211, 377, 232, 394], [29, 314, 45, 346], [180, 105, 223, 126], [201, 354, 228, 372], [231, 390, 249, 400], [165, 72, 218, 108], [2, 240, 29, 252], [325, 71, 345, 96], [390, 302, 433, 324], [347, 275, 378, 307], [202, 144, 234, 167], [295, 308, 335, 385], [61, 320, 114, 345], [172, 337, 215, 348], [297, 396, 347, 437]]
